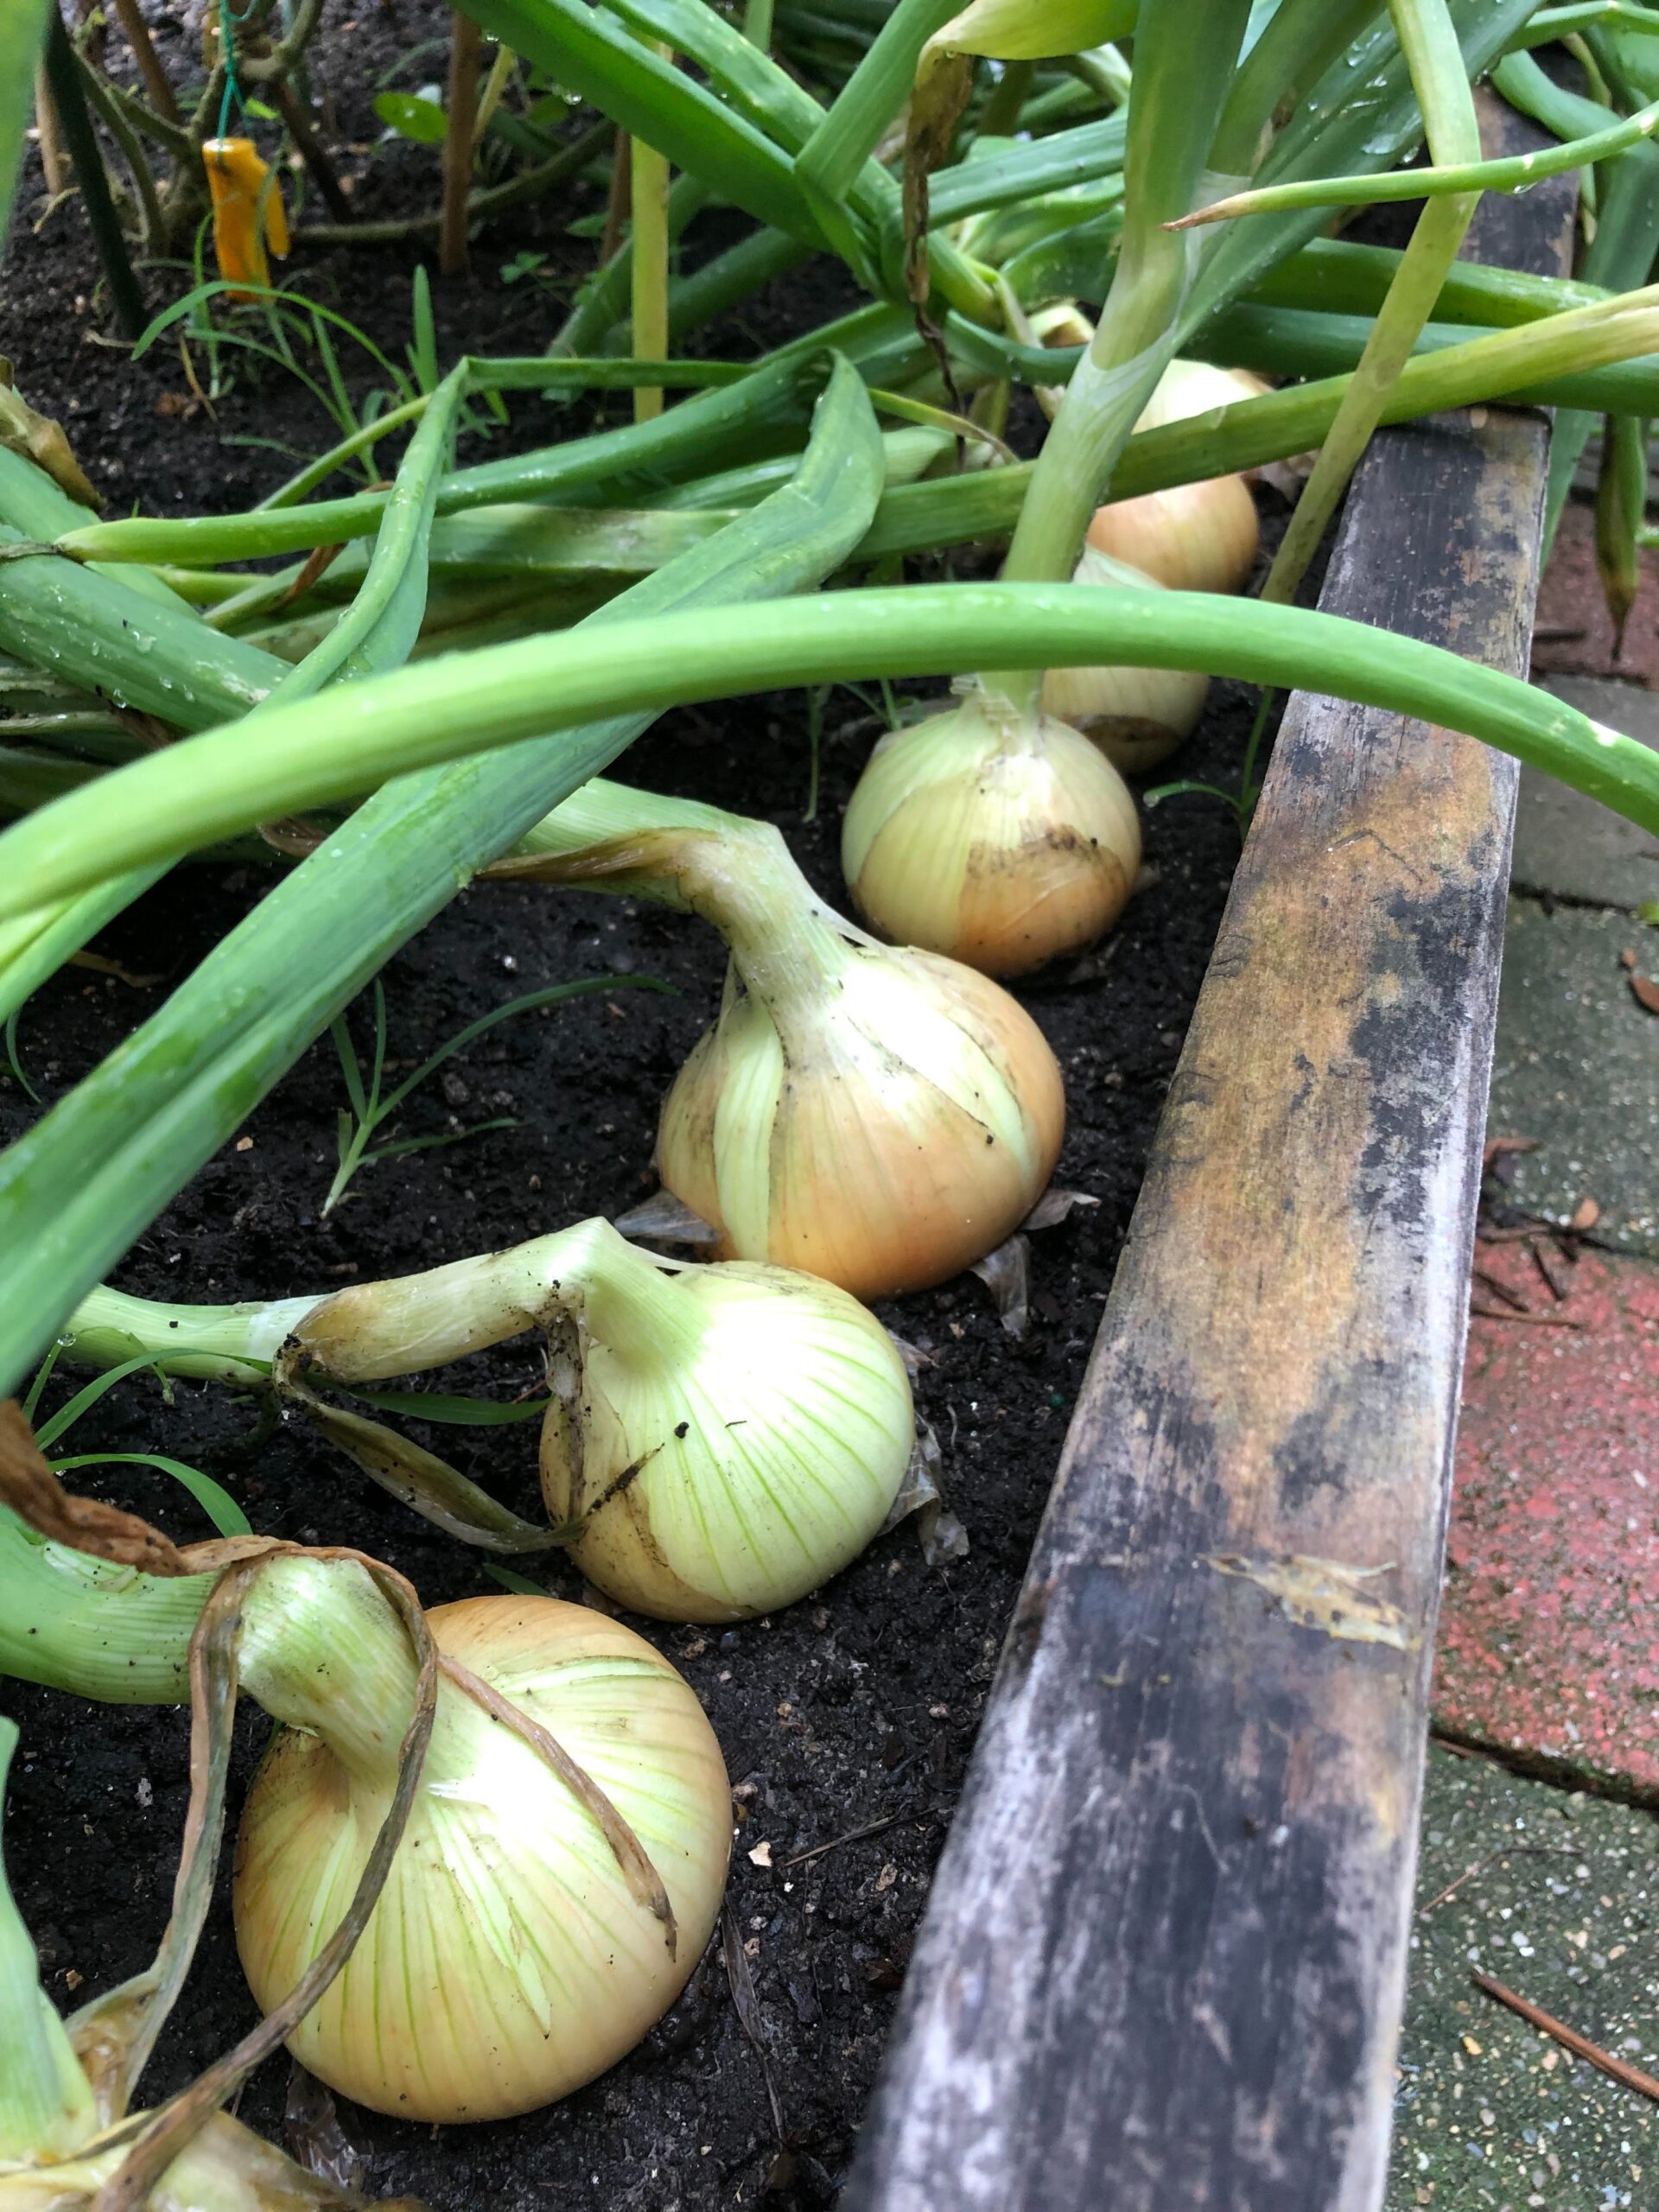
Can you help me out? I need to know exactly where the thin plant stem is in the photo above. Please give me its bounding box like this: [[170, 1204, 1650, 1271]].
[[600, 123, 631, 263], [473, 40, 514, 151], [981, 0, 1255, 714], [34, 64, 70, 199], [440, 10, 482, 276], [84, 66, 194, 165], [41, 7, 145, 336], [293, 115, 611, 247], [978, 60, 1033, 141], [269, 78, 350, 221], [1177, 86, 1659, 228], [73, 46, 165, 255], [1262, 0, 1482, 607]]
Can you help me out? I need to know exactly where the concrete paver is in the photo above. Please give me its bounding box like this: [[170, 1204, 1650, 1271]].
[[1485, 900, 1659, 1258], [1385, 1747, 1658, 2212], [1513, 679, 1659, 912]]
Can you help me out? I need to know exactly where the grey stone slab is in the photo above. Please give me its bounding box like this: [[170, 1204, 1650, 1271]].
[[1488, 899, 1659, 1256], [1511, 677, 1659, 911], [1385, 1746, 1658, 2212]]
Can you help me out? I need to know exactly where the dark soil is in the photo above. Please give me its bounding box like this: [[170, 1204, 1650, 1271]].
[[0, 16, 1264, 2207]]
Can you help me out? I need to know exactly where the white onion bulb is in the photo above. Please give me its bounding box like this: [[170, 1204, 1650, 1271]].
[[533, 1230, 915, 1620], [841, 683, 1141, 976], [504, 786, 1066, 1300], [67, 1220, 918, 1625], [1042, 543, 1211, 772], [235, 1579, 730, 2124]]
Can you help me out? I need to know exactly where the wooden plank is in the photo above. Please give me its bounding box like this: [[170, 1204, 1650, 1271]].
[[849, 111, 1575, 2212]]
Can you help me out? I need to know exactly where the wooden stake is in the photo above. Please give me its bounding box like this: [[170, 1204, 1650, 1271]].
[[109, 0, 180, 124], [34, 63, 69, 199]]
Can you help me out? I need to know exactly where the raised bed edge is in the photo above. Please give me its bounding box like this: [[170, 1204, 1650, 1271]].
[[847, 105, 1575, 2212]]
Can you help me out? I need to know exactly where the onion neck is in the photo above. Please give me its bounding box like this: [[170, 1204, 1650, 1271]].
[[60, 1284, 323, 1382], [0, 1505, 210, 1706], [516, 779, 861, 1042], [981, 232, 1192, 717], [543, 1217, 710, 1370], [671, 818, 861, 1045], [236, 1554, 421, 1800]]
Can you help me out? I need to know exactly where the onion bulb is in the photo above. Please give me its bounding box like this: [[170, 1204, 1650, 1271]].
[[234, 1573, 730, 2123], [1074, 357, 1264, 595], [514, 785, 1066, 1300], [1083, 476, 1258, 596], [841, 681, 1141, 976], [1042, 543, 1211, 772]]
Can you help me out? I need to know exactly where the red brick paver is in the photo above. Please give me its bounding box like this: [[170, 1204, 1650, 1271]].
[[1433, 1238, 1659, 1796]]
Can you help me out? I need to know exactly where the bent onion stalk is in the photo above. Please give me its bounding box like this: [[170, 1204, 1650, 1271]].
[[63, 1214, 918, 1621]]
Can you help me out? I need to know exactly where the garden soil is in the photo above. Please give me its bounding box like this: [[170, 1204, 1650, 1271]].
[[0, 18, 1268, 2205]]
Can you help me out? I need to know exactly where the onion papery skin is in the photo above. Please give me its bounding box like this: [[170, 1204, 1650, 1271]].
[[233, 1596, 730, 2124], [1136, 357, 1270, 434], [841, 690, 1141, 976], [541, 1255, 915, 1621], [1042, 545, 1211, 774], [656, 944, 1065, 1301], [1084, 475, 1259, 596]]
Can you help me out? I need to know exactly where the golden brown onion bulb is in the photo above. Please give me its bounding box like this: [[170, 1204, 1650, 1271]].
[[841, 683, 1141, 976], [1084, 474, 1259, 595]]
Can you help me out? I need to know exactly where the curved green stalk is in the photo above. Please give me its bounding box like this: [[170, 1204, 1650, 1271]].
[[0, 1508, 212, 1703], [3, 582, 1655, 929], [1178, 85, 1659, 227], [1512, 3, 1659, 40], [1207, 0, 1388, 180], [0, 0, 52, 247], [56, 349, 825, 565], [1179, 0, 1541, 338], [1198, 300, 1659, 416], [1496, 46, 1659, 545], [1247, 235, 1606, 326]]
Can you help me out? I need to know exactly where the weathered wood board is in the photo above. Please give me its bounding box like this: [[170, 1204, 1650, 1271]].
[[849, 114, 1574, 2212]]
